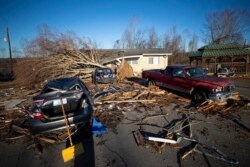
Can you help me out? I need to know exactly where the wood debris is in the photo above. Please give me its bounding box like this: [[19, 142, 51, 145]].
[[195, 92, 249, 114], [0, 102, 5, 111], [38, 137, 56, 144], [103, 99, 156, 104]]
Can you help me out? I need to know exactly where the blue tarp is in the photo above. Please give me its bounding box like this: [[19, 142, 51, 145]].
[[91, 118, 107, 135]]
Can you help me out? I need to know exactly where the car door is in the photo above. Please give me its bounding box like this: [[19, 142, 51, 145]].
[[160, 67, 173, 88], [171, 68, 191, 93]]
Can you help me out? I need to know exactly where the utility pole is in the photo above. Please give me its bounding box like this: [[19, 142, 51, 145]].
[[6, 27, 13, 75]]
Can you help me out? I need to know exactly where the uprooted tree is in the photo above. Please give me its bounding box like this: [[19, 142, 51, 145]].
[[16, 24, 104, 87]]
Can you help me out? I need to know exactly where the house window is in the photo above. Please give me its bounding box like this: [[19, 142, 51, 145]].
[[126, 58, 138, 65], [148, 57, 159, 65]]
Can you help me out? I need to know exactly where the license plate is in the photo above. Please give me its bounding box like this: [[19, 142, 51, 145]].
[[53, 98, 67, 106]]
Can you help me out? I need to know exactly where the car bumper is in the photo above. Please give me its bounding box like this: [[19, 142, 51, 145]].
[[96, 78, 114, 83], [209, 91, 233, 101], [29, 107, 92, 134]]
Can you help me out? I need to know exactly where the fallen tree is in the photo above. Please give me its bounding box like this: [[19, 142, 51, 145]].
[[14, 49, 105, 88]]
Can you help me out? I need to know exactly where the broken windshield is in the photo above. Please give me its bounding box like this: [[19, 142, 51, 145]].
[[96, 68, 112, 76]]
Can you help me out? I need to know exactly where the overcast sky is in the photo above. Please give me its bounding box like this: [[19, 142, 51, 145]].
[[0, 0, 250, 57]]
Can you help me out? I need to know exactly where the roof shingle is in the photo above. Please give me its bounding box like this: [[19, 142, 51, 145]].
[[189, 44, 250, 57]]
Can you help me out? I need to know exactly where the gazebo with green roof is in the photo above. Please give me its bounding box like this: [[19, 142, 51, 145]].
[[189, 44, 250, 74]]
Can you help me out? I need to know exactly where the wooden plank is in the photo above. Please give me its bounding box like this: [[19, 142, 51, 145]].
[[103, 99, 156, 103], [0, 102, 5, 111], [38, 137, 56, 144]]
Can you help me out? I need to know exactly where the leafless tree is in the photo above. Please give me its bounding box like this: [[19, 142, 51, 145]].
[[36, 24, 59, 55], [22, 24, 96, 57], [119, 16, 149, 49], [113, 40, 120, 49], [54, 31, 79, 52], [148, 27, 159, 48], [188, 34, 198, 52], [120, 17, 138, 49], [134, 29, 147, 49], [162, 26, 183, 55], [22, 38, 41, 57], [202, 8, 250, 44], [79, 36, 98, 50], [18, 24, 104, 84], [79, 36, 100, 63]]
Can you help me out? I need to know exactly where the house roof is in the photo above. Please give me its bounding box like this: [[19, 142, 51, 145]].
[[119, 48, 170, 56], [100, 48, 172, 64], [189, 44, 250, 57]]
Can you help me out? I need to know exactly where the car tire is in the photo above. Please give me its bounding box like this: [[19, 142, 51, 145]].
[[147, 79, 156, 86], [192, 90, 207, 103]]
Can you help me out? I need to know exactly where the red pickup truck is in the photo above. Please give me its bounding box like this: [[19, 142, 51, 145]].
[[142, 65, 235, 102]]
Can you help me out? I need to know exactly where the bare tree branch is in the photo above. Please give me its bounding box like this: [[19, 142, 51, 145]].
[[202, 9, 250, 44]]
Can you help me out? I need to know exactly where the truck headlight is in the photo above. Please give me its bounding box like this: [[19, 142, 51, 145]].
[[212, 87, 222, 93]]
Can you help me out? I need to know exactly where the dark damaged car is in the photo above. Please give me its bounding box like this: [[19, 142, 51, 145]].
[[93, 67, 115, 84], [28, 77, 93, 134]]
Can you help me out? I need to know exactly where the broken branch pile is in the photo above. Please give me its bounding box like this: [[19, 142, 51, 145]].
[[195, 92, 249, 114], [93, 82, 192, 130], [14, 49, 104, 88]]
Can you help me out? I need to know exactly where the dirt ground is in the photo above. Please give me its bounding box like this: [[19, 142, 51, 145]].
[[0, 78, 249, 167]]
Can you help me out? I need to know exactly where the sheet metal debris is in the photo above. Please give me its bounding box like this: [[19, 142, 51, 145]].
[[133, 113, 239, 165]]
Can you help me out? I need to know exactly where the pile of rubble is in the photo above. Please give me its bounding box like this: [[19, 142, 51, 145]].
[[93, 81, 249, 127], [132, 113, 240, 166], [92, 81, 192, 129], [194, 92, 249, 115], [92, 81, 250, 166], [0, 79, 250, 160]]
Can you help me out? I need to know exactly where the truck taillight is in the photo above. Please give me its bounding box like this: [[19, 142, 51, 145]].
[[30, 109, 43, 120]]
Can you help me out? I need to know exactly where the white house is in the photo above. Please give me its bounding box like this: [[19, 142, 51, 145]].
[[101, 49, 172, 75]]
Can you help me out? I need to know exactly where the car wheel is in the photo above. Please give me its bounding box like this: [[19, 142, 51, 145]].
[[147, 79, 155, 86], [192, 90, 207, 103]]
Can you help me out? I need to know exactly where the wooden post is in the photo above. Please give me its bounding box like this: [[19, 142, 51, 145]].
[[6, 27, 13, 75]]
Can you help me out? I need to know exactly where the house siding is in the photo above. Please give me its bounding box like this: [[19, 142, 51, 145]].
[[127, 55, 168, 75]]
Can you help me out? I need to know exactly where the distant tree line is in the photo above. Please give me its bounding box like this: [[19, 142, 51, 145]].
[[22, 8, 250, 58], [114, 9, 250, 53]]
